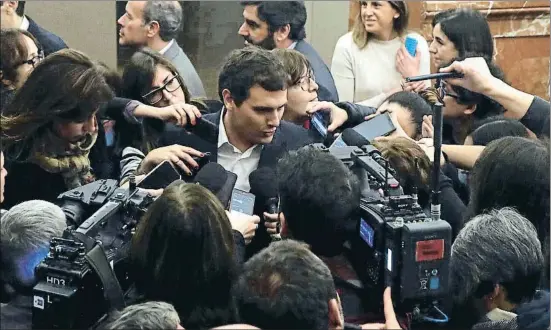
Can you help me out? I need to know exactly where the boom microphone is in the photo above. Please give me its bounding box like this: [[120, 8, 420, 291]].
[[193, 163, 237, 209], [405, 71, 463, 83]]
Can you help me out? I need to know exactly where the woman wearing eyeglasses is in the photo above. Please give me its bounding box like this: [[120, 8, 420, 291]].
[[118, 48, 208, 182], [0, 29, 43, 112]]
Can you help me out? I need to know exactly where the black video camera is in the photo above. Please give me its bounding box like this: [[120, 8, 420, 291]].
[[311, 144, 452, 324], [32, 179, 154, 329]]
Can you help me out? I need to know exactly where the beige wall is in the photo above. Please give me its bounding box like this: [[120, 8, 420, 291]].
[[24, 1, 350, 72], [304, 1, 350, 67], [25, 1, 118, 68]]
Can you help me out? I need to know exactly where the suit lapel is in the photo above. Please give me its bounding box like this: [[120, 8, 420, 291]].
[[258, 128, 286, 168]]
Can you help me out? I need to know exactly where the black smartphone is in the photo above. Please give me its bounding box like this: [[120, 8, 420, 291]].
[[229, 188, 256, 216], [353, 112, 396, 142], [310, 111, 330, 138], [138, 160, 181, 190]]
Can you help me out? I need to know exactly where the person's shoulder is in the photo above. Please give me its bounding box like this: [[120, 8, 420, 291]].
[[278, 121, 315, 146], [406, 31, 429, 46], [27, 16, 67, 49], [336, 32, 354, 47]]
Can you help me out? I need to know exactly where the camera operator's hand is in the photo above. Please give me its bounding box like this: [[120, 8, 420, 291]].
[[263, 212, 284, 235], [361, 288, 402, 330], [226, 211, 260, 245], [139, 145, 203, 175], [440, 57, 493, 95], [306, 101, 349, 133], [417, 138, 445, 167], [134, 102, 202, 127]]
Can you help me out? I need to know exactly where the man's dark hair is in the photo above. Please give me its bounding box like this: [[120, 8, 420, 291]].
[[441, 55, 506, 120], [432, 8, 494, 61], [241, 1, 307, 41], [277, 147, 360, 256], [15, 1, 25, 16], [218, 46, 288, 106], [232, 240, 337, 329], [469, 116, 529, 146], [383, 91, 433, 138]]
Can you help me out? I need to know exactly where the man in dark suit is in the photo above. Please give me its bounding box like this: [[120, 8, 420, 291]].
[[238, 1, 339, 103], [117, 1, 206, 98], [163, 46, 315, 192], [0, 1, 67, 56]]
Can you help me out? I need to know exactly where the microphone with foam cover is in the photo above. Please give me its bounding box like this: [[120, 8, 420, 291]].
[[342, 128, 370, 147], [249, 167, 279, 215], [193, 163, 237, 209]]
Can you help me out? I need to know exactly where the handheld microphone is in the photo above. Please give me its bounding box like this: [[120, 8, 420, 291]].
[[193, 163, 237, 209], [342, 128, 370, 147], [249, 167, 279, 215], [405, 72, 463, 83]]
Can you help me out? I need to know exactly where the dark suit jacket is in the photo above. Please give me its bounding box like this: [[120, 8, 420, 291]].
[[163, 40, 206, 99], [295, 40, 339, 103], [161, 109, 316, 168], [27, 16, 67, 56]]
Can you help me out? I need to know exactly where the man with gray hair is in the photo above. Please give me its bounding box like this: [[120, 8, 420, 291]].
[[105, 301, 184, 329], [1, 200, 67, 329], [117, 0, 206, 98], [450, 208, 549, 330]]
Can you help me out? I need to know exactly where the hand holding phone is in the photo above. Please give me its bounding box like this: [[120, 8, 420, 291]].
[[311, 111, 330, 138], [404, 36, 418, 57]]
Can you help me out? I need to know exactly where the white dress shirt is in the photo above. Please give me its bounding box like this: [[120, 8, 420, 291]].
[[159, 39, 175, 55], [20, 16, 30, 30], [288, 41, 297, 50], [217, 112, 263, 192]]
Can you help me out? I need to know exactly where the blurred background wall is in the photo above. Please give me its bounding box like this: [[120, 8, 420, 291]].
[[26, 1, 549, 100]]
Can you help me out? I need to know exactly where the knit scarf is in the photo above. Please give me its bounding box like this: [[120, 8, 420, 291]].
[[27, 130, 98, 190]]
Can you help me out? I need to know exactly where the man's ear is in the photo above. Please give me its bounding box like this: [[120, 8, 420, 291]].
[[146, 20, 160, 38], [328, 298, 344, 329], [222, 89, 236, 111], [273, 24, 291, 43], [464, 104, 477, 116]]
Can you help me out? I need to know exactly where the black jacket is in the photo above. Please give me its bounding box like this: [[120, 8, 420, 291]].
[[27, 16, 67, 56], [0, 294, 32, 330], [521, 96, 550, 138], [160, 109, 316, 168], [295, 40, 339, 103]]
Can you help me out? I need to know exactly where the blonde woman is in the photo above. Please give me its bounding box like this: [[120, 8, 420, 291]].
[[331, 1, 430, 107]]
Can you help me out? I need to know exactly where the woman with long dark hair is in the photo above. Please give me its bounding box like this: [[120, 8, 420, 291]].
[[1, 49, 113, 209], [118, 48, 207, 181], [129, 183, 238, 328]]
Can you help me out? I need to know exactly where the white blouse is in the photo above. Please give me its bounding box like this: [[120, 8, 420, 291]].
[[331, 31, 431, 108]]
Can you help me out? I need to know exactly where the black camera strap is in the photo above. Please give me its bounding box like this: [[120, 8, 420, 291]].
[[85, 244, 126, 311]]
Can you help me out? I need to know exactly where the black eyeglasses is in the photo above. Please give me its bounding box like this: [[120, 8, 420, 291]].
[[17, 50, 44, 68], [437, 81, 459, 102], [141, 73, 182, 105], [296, 70, 316, 92]]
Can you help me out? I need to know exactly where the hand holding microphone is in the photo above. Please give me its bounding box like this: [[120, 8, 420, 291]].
[[226, 211, 260, 245]]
